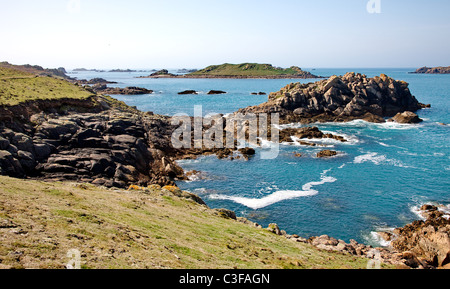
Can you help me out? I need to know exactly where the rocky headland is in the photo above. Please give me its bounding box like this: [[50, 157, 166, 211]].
[[238, 72, 429, 124], [0, 95, 185, 188]]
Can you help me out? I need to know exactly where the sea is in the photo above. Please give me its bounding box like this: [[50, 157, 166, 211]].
[[70, 68, 450, 246]]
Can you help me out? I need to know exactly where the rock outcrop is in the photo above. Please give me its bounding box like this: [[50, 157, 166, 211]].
[[279, 127, 347, 144], [389, 204, 450, 268], [238, 73, 427, 124], [178, 90, 198, 95], [92, 85, 153, 95], [389, 111, 423, 124], [316, 150, 338, 158], [0, 96, 184, 188], [207, 90, 227, 95]]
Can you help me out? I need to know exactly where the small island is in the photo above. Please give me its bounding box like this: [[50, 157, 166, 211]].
[[411, 66, 450, 74], [139, 63, 323, 79]]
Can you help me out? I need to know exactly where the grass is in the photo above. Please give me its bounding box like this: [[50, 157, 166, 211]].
[[189, 63, 309, 77], [0, 67, 94, 106], [0, 176, 381, 269]]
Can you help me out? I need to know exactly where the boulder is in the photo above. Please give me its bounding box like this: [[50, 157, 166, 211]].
[[390, 111, 423, 124], [0, 136, 10, 150], [317, 150, 338, 158], [178, 90, 198, 95], [238, 147, 256, 156], [33, 143, 54, 161], [214, 208, 237, 220], [267, 223, 282, 235]]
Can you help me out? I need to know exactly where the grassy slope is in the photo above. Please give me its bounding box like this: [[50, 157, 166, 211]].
[[188, 63, 306, 77], [0, 67, 93, 106], [0, 176, 374, 269]]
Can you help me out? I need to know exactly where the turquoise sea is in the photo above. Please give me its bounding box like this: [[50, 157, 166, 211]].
[[71, 68, 450, 245]]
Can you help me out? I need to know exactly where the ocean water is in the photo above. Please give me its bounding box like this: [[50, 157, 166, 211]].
[[71, 68, 450, 245]]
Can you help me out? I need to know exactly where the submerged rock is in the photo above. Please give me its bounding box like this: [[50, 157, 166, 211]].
[[178, 90, 198, 95], [207, 90, 227, 95], [317, 150, 338, 158]]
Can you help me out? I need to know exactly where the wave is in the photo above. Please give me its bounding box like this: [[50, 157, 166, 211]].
[[317, 119, 420, 130], [209, 170, 337, 210], [353, 152, 414, 168], [410, 202, 450, 221], [365, 231, 393, 248]]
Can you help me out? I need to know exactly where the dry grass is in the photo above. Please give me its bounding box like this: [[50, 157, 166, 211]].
[[0, 67, 93, 106], [0, 176, 378, 269]]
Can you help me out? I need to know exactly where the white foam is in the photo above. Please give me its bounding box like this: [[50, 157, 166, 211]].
[[320, 119, 420, 130], [367, 231, 392, 247], [353, 152, 413, 168], [410, 205, 428, 221], [290, 136, 334, 148], [209, 170, 337, 210], [354, 152, 387, 165], [410, 203, 450, 220]]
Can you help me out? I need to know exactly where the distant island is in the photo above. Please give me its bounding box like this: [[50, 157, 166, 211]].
[[411, 66, 450, 74], [139, 63, 323, 79]]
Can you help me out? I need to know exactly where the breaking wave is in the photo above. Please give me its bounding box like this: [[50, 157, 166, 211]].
[[209, 170, 337, 210]]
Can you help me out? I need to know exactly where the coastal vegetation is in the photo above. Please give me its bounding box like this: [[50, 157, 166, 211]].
[[0, 175, 374, 269], [188, 63, 319, 78], [141, 63, 321, 79], [0, 67, 93, 106]]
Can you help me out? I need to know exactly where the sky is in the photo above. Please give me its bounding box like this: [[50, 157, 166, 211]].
[[1, 0, 449, 69]]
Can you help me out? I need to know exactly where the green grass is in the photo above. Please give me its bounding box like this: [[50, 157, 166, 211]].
[[0, 176, 382, 269], [189, 63, 309, 77], [0, 67, 94, 106]]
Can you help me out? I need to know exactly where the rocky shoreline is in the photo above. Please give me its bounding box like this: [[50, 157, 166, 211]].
[[0, 95, 185, 188], [259, 204, 450, 269], [0, 66, 448, 269]]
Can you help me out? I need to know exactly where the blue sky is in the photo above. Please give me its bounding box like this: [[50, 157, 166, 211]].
[[1, 0, 449, 69]]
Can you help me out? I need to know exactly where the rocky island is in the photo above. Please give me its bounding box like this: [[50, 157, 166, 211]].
[[140, 63, 322, 79], [411, 66, 450, 74], [238, 72, 429, 124]]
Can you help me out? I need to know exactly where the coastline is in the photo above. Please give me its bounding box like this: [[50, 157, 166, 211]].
[[0, 65, 448, 269]]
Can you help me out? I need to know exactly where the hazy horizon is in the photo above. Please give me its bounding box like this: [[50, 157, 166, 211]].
[[1, 0, 449, 70]]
